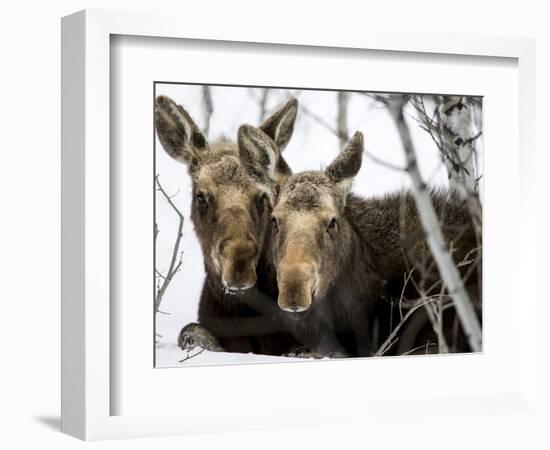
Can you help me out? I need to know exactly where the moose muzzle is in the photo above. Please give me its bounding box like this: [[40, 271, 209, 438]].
[[277, 263, 317, 313], [220, 237, 258, 291]]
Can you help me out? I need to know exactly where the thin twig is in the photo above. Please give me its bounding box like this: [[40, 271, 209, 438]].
[[375, 297, 441, 356], [399, 268, 416, 320], [303, 101, 405, 171], [155, 269, 167, 280], [179, 347, 205, 363], [400, 343, 435, 356], [363, 148, 407, 172], [463, 131, 483, 146], [301, 104, 342, 137], [155, 175, 185, 313]]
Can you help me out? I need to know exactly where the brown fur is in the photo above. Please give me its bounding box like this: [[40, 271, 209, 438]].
[[155, 96, 299, 354], [271, 133, 481, 356]]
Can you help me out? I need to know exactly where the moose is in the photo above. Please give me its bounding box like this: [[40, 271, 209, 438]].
[[155, 95, 302, 355], [156, 96, 481, 359], [267, 131, 481, 357]]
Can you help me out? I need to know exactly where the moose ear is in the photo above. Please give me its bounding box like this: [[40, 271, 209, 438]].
[[259, 97, 298, 152], [155, 96, 208, 169], [238, 125, 281, 181], [325, 131, 364, 195]]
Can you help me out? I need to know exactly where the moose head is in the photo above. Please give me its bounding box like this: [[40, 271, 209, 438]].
[[269, 132, 364, 313], [155, 95, 298, 292]]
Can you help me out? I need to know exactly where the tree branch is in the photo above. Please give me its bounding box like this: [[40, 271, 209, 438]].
[[410, 95, 483, 238], [155, 175, 185, 313], [258, 89, 270, 122], [302, 98, 406, 171], [179, 347, 205, 363], [336, 92, 349, 148], [375, 296, 443, 356], [201, 86, 214, 136], [385, 96, 482, 352]]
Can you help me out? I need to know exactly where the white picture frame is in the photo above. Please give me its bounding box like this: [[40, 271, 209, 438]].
[[61, 9, 538, 441]]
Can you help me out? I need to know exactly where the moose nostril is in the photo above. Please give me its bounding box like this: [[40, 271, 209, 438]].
[[245, 235, 258, 255], [218, 238, 229, 256], [233, 259, 247, 274], [225, 280, 253, 292]]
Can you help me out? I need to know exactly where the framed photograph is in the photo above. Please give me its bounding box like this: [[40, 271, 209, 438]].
[[62, 9, 538, 441], [153, 82, 483, 368]]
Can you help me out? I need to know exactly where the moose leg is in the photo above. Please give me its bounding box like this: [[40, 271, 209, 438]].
[[316, 326, 351, 358], [178, 322, 224, 352], [348, 302, 374, 357]]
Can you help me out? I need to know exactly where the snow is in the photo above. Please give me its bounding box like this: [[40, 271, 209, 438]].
[[155, 343, 312, 368]]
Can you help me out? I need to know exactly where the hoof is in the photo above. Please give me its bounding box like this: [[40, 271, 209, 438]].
[[177, 323, 223, 352]]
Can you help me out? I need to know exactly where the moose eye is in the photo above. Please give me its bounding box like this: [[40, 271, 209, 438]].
[[196, 192, 208, 208], [326, 217, 338, 234], [271, 217, 279, 233]]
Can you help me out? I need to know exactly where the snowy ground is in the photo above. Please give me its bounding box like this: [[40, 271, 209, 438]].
[[154, 84, 482, 368], [156, 342, 310, 368]]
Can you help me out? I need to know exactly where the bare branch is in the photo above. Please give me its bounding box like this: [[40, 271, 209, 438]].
[[375, 296, 442, 356], [385, 97, 482, 352], [156, 175, 184, 219], [411, 95, 482, 236], [436, 285, 449, 353], [400, 343, 435, 356], [361, 92, 393, 106], [463, 130, 483, 146], [301, 103, 341, 137], [155, 269, 167, 280], [336, 92, 349, 147], [155, 175, 185, 313], [258, 89, 270, 122], [302, 98, 406, 171], [399, 268, 416, 320], [420, 284, 450, 354], [179, 347, 205, 363], [363, 149, 408, 172], [201, 86, 214, 136]]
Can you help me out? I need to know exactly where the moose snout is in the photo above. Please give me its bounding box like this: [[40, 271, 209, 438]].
[[218, 233, 256, 257], [284, 304, 309, 313], [219, 237, 258, 292], [277, 263, 316, 314]]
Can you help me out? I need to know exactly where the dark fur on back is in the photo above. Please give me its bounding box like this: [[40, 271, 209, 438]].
[[279, 188, 481, 357], [347, 188, 480, 296]]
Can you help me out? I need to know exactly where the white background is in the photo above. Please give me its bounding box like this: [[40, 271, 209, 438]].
[[0, 1, 548, 449]]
